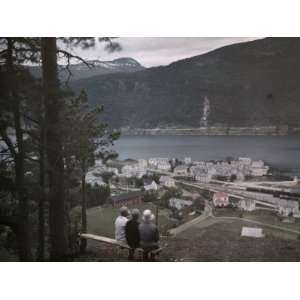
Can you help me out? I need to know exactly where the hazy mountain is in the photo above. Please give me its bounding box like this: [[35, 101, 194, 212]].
[[72, 38, 300, 129], [30, 57, 144, 81]]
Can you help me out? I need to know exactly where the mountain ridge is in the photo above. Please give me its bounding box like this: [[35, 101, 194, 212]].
[[72, 38, 300, 130], [30, 57, 145, 81]]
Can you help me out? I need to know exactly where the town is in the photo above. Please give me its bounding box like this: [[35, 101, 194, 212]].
[[83, 155, 300, 237]]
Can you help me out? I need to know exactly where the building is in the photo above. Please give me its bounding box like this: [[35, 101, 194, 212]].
[[148, 157, 169, 168], [251, 160, 264, 168], [239, 199, 256, 211], [138, 159, 148, 168], [169, 198, 193, 210], [238, 157, 252, 165], [144, 180, 158, 191], [157, 161, 171, 171], [184, 157, 192, 164], [85, 172, 107, 187], [106, 167, 119, 176], [190, 165, 212, 183], [277, 199, 299, 217], [250, 166, 269, 177], [121, 164, 146, 178], [174, 165, 189, 176], [159, 175, 176, 188], [212, 191, 229, 207], [110, 191, 143, 208]]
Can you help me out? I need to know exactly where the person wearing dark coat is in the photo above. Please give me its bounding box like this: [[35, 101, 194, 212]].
[[125, 209, 140, 261]]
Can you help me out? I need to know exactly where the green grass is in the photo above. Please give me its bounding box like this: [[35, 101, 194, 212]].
[[86, 202, 173, 238]]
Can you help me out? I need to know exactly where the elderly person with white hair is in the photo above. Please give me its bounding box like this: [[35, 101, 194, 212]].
[[114, 206, 129, 244], [139, 209, 160, 261]]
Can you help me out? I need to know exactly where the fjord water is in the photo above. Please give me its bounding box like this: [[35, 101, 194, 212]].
[[114, 135, 300, 176]]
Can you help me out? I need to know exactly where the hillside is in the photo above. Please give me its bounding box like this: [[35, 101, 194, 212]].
[[73, 38, 300, 129]]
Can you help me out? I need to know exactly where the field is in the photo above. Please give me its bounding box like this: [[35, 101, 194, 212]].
[[86, 202, 173, 238]]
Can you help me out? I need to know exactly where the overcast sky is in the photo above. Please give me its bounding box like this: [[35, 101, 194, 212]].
[[69, 37, 259, 67]]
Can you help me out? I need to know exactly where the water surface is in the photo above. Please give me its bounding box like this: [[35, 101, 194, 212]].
[[114, 135, 300, 176]]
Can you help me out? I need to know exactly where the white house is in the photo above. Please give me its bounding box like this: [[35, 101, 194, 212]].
[[251, 166, 269, 177], [251, 160, 264, 168], [238, 157, 252, 165], [144, 180, 158, 191], [277, 199, 299, 217], [86, 172, 107, 187], [184, 157, 192, 164], [106, 167, 119, 176], [159, 176, 176, 188], [121, 164, 146, 178], [239, 199, 256, 211], [190, 165, 212, 183], [148, 157, 169, 168], [157, 161, 171, 171], [138, 159, 148, 168], [169, 198, 193, 210], [174, 165, 189, 176]]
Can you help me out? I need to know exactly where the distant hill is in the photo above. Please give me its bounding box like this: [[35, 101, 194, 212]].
[[30, 57, 144, 81], [72, 38, 300, 129]]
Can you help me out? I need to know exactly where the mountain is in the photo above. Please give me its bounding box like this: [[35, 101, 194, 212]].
[[30, 57, 144, 81], [72, 38, 300, 130]]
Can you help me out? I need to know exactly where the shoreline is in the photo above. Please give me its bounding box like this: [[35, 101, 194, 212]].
[[121, 126, 300, 136]]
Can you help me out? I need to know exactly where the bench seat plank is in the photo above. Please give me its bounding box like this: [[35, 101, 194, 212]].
[[80, 233, 163, 255]]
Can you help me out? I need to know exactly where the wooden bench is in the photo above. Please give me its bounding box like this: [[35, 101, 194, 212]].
[[80, 233, 162, 260]]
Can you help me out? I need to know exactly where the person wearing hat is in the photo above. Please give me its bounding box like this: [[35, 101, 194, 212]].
[[125, 208, 141, 261], [114, 206, 129, 244], [139, 209, 160, 261]]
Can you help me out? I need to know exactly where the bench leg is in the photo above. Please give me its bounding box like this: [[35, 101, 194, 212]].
[[128, 248, 135, 261]]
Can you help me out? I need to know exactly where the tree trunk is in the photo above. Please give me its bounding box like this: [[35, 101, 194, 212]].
[[37, 119, 46, 261], [80, 166, 87, 253], [41, 38, 68, 261], [7, 38, 33, 261]]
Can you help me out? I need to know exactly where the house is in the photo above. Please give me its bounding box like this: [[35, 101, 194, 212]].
[[251, 160, 264, 168], [85, 172, 107, 187], [174, 165, 189, 176], [121, 164, 146, 178], [239, 199, 256, 211], [144, 180, 158, 191], [169, 198, 193, 210], [159, 175, 176, 188], [191, 166, 212, 183], [148, 157, 169, 168], [293, 210, 300, 219], [238, 157, 252, 165], [110, 191, 143, 208], [106, 167, 119, 176], [236, 171, 245, 181], [212, 191, 229, 207], [277, 199, 299, 217], [157, 161, 171, 171], [138, 159, 148, 168], [250, 166, 269, 177], [184, 157, 192, 164]]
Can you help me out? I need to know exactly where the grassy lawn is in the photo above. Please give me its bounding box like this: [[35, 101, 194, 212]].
[[86, 202, 173, 238]]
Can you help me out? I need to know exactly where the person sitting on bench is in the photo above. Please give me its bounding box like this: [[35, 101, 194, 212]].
[[125, 208, 141, 261], [139, 209, 160, 261], [115, 206, 129, 245]]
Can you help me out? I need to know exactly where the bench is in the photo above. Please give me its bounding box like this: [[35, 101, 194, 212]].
[[79, 233, 162, 260]]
